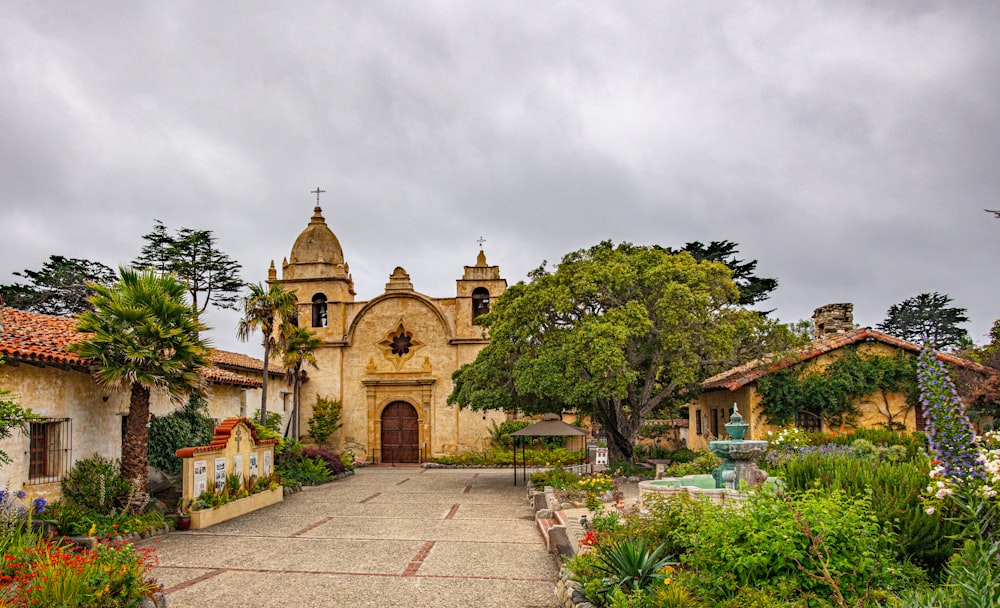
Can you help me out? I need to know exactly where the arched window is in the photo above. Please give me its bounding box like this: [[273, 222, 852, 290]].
[[472, 287, 490, 322], [311, 293, 328, 328]]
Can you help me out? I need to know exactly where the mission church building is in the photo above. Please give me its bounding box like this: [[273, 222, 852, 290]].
[[272, 203, 508, 463]]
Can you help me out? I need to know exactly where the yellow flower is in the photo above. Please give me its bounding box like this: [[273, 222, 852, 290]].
[[88, 523, 97, 536]]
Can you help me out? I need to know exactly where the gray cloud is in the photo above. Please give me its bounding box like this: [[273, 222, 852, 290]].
[[3, 1, 1000, 352]]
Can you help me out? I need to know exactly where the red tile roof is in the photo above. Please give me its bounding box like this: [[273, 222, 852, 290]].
[[211, 349, 286, 377], [174, 417, 278, 458], [702, 327, 993, 392], [0, 307, 262, 388]]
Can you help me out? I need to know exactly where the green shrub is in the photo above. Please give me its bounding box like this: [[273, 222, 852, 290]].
[[680, 488, 924, 604], [254, 409, 283, 434], [428, 446, 584, 467], [61, 455, 131, 515], [307, 396, 343, 447], [280, 456, 332, 485], [778, 451, 957, 578], [667, 448, 697, 463], [489, 420, 530, 448], [530, 467, 581, 489], [148, 395, 216, 475], [662, 451, 720, 477]]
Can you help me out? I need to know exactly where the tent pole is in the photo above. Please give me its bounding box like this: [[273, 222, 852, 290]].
[[513, 436, 517, 486]]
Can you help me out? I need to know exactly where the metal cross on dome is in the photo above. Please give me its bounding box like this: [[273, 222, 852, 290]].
[[477, 236, 486, 249], [311, 187, 326, 204]]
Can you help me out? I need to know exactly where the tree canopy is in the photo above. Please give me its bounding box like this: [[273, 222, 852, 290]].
[[0, 255, 116, 316], [448, 240, 800, 460], [132, 220, 244, 314], [672, 240, 779, 306], [71, 267, 210, 503], [877, 292, 971, 351], [238, 282, 298, 424]]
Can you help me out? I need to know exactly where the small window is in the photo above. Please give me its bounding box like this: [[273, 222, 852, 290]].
[[472, 287, 490, 322], [696, 411, 703, 436], [27, 418, 72, 484], [312, 293, 328, 328], [915, 403, 927, 432], [795, 410, 822, 433]]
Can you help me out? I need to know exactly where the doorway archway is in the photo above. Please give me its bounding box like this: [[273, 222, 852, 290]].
[[380, 401, 420, 463]]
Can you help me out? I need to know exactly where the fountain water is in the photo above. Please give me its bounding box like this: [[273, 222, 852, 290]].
[[708, 404, 769, 489]]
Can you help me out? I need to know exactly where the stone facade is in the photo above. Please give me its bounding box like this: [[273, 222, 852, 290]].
[[271, 205, 508, 462]]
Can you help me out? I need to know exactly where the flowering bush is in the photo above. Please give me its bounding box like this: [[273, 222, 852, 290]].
[[765, 425, 810, 449]]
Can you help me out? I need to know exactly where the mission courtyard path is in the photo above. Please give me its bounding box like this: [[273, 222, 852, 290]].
[[140, 467, 561, 608]]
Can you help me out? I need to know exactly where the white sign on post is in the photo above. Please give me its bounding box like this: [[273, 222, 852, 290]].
[[595, 447, 609, 469], [214, 458, 227, 490], [249, 452, 259, 478], [232, 454, 244, 479], [262, 450, 272, 476], [193, 460, 207, 495]]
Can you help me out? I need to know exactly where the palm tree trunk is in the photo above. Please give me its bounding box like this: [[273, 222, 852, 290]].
[[122, 383, 151, 504], [260, 339, 270, 424]]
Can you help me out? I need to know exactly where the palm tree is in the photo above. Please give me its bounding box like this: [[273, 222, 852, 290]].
[[281, 325, 322, 439], [237, 282, 297, 425], [71, 267, 209, 504]]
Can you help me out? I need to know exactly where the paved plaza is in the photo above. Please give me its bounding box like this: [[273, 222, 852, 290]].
[[140, 467, 561, 608]]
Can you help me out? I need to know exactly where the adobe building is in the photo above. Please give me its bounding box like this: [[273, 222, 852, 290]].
[[270, 204, 508, 463], [687, 303, 992, 450], [0, 305, 288, 501]]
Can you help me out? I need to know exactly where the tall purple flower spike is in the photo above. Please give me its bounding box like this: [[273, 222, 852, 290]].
[[917, 343, 983, 484]]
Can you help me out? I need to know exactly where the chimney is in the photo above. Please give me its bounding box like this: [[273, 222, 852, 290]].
[[813, 303, 853, 339]]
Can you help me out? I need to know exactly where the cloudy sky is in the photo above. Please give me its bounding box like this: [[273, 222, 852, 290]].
[[3, 2, 999, 355]]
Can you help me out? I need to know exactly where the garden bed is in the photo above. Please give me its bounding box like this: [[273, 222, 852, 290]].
[[189, 487, 283, 530]]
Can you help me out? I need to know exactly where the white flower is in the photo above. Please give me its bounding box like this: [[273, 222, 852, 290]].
[[925, 507, 936, 515], [935, 488, 954, 499]]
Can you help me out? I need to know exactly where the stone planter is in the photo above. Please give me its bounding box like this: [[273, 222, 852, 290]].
[[189, 487, 283, 530]]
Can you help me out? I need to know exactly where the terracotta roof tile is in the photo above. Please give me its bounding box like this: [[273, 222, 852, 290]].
[[211, 349, 286, 377], [1, 307, 262, 388], [174, 416, 278, 458], [702, 327, 993, 392]]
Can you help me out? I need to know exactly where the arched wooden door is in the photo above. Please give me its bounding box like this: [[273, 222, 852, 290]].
[[380, 401, 419, 463]]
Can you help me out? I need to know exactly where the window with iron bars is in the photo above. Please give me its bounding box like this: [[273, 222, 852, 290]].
[[27, 418, 72, 484]]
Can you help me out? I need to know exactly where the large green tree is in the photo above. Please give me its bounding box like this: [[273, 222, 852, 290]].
[[877, 292, 971, 351], [133, 220, 244, 314], [673, 240, 779, 306], [238, 282, 298, 425], [281, 325, 322, 439], [70, 268, 209, 504], [1, 255, 115, 316], [449, 241, 796, 460]]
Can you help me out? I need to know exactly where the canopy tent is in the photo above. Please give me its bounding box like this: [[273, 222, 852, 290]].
[[510, 413, 587, 486]]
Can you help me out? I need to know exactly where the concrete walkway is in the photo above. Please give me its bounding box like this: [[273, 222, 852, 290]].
[[140, 467, 561, 608]]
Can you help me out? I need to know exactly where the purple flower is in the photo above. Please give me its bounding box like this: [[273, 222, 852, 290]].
[[917, 344, 984, 485], [14, 490, 26, 500], [31, 497, 46, 515]]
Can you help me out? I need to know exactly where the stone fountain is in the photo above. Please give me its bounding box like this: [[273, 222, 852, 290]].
[[708, 404, 769, 490]]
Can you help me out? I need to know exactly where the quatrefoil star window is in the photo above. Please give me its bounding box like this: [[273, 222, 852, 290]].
[[378, 322, 424, 369]]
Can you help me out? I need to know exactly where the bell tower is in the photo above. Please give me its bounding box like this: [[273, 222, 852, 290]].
[[455, 240, 506, 339], [268, 197, 355, 342]]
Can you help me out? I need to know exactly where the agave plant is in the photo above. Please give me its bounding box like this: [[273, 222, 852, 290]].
[[594, 537, 675, 595]]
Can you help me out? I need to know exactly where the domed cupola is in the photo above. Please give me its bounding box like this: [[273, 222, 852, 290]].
[[283, 206, 350, 281]]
